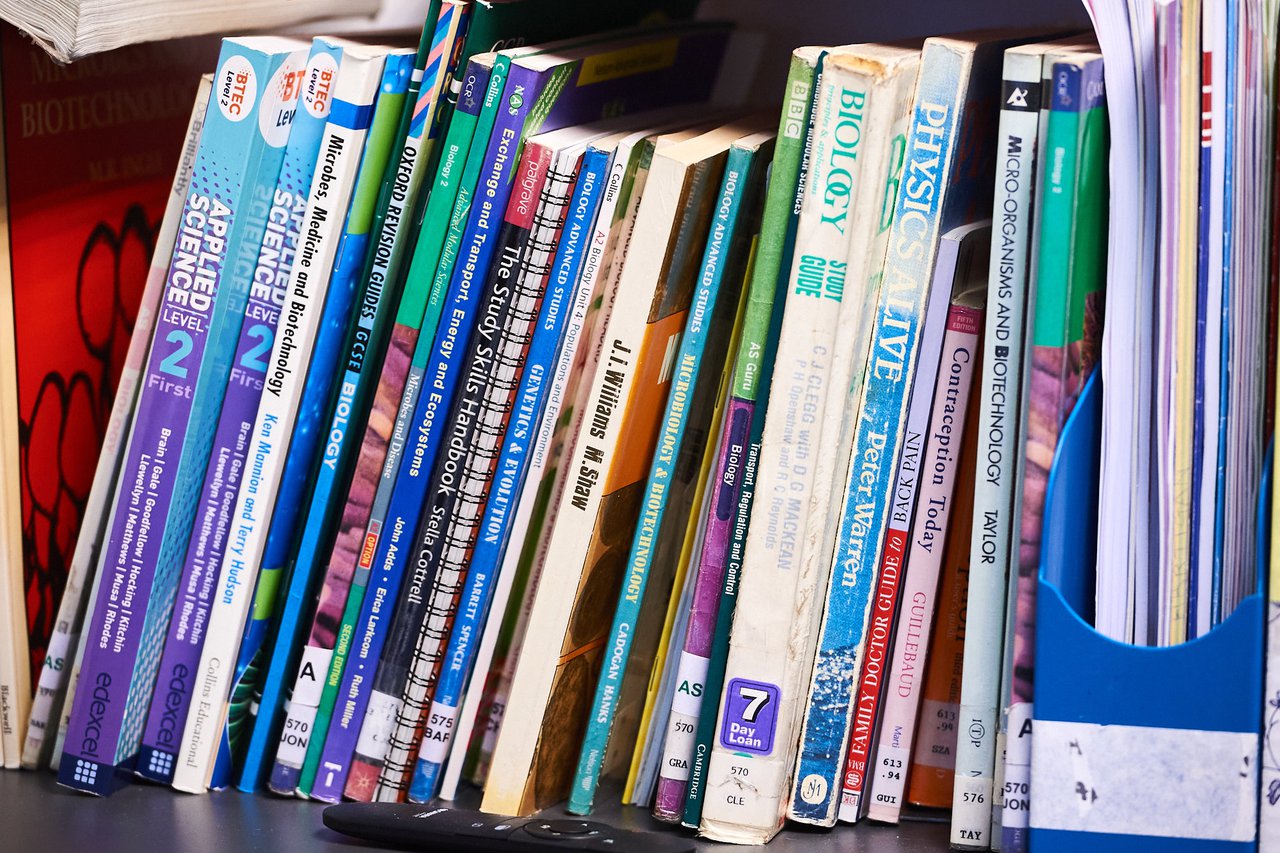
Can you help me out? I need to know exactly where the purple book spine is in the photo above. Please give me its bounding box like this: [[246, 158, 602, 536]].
[[57, 190, 235, 794], [653, 395, 753, 819], [135, 194, 301, 782]]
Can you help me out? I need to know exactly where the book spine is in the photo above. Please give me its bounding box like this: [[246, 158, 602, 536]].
[[787, 54, 921, 828], [906, 431, 976, 808], [385, 144, 573, 804], [831, 234, 957, 825], [952, 49, 1044, 847], [649, 143, 771, 822], [1001, 56, 1106, 853], [21, 79, 212, 771], [329, 57, 542, 803], [292, 13, 469, 801], [409, 56, 491, 303], [440, 139, 638, 800], [58, 42, 305, 796], [571, 141, 753, 814], [865, 305, 982, 822], [137, 44, 337, 786], [233, 52, 412, 793], [412, 145, 609, 803], [265, 33, 446, 793], [682, 56, 819, 832]]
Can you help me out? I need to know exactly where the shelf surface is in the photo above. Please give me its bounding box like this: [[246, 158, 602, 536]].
[[0, 769, 951, 851]]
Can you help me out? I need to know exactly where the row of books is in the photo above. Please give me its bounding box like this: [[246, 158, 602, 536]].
[[1, 2, 1274, 851]]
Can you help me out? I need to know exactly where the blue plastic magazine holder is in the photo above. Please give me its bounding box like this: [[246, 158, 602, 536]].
[[1031, 370, 1265, 852]]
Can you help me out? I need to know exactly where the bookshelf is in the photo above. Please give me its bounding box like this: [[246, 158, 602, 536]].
[[0, 770, 952, 851], [1, 1, 1099, 851]]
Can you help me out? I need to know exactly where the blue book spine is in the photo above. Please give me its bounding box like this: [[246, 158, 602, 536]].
[[1213, 0, 1238, 625], [235, 52, 413, 792], [568, 144, 753, 814], [789, 47, 967, 826], [137, 42, 337, 784], [327, 55, 551, 799], [408, 145, 610, 803], [58, 39, 307, 796]]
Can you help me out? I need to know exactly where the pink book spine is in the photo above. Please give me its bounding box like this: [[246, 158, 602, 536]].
[[864, 303, 983, 823]]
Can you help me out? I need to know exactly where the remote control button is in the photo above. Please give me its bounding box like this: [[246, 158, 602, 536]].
[[523, 819, 606, 840]]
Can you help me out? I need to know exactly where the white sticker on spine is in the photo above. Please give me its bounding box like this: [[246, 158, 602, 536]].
[[354, 691, 400, 756], [671, 651, 710, 716], [417, 702, 458, 765], [1031, 720, 1257, 842]]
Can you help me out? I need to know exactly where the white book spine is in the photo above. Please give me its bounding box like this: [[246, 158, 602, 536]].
[[866, 303, 982, 822], [18, 80, 212, 770], [482, 145, 690, 816], [952, 49, 1043, 848], [702, 52, 866, 840], [170, 54, 387, 793]]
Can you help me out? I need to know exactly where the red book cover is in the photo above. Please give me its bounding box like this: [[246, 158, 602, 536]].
[[4, 25, 216, 682]]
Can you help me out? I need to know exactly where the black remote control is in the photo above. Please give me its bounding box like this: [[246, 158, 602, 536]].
[[322, 803, 698, 853]]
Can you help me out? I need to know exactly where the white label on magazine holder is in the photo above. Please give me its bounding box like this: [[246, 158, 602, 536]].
[[1031, 720, 1257, 841]]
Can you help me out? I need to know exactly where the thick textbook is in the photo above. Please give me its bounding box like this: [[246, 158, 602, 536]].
[[9, 0, 376, 63], [234, 47, 413, 793], [58, 37, 308, 796], [136, 37, 342, 786], [776, 43, 921, 829], [17, 43, 215, 769], [569, 116, 771, 814]]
